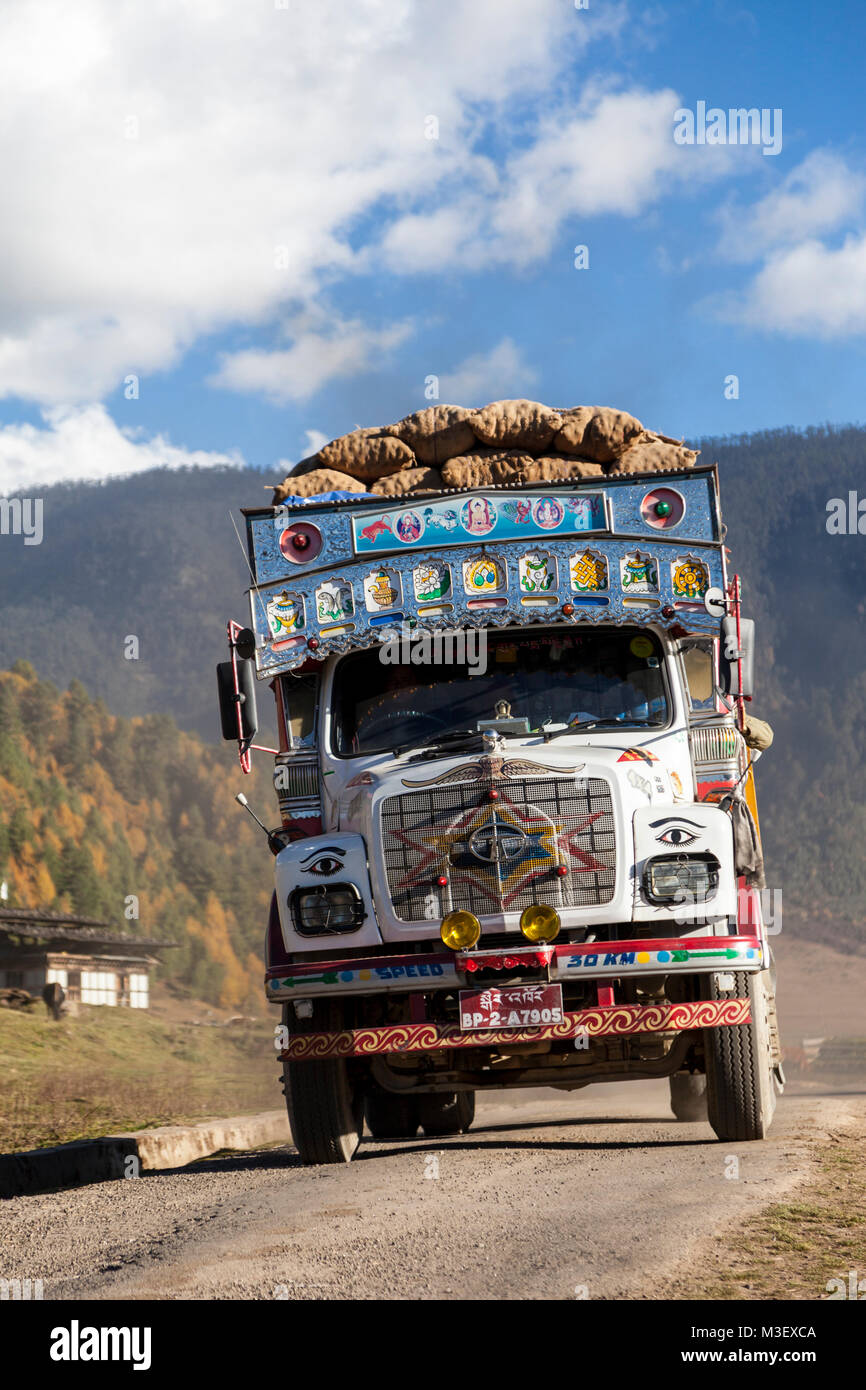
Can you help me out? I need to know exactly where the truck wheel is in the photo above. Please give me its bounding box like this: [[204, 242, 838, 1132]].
[[364, 1081, 420, 1140], [419, 1090, 475, 1136], [705, 970, 777, 1142], [281, 1001, 364, 1165], [669, 1072, 708, 1122]]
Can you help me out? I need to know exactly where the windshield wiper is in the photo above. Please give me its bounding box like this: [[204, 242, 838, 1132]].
[[397, 727, 483, 758], [542, 719, 604, 741], [543, 718, 661, 741]]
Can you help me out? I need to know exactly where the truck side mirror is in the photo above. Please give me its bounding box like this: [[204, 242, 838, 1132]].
[[719, 616, 755, 699], [217, 659, 259, 741]]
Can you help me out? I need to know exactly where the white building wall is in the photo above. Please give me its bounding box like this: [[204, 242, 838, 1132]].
[[80, 970, 118, 1006], [129, 973, 149, 1008]]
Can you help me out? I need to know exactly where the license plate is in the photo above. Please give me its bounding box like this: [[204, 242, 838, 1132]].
[[458, 983, 564, 1031]]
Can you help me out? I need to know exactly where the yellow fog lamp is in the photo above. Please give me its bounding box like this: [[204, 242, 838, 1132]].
[[519, 903, 561, 944], [440, 910, 481, 951]]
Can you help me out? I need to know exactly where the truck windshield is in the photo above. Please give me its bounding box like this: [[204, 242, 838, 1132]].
[[331, 627, 668, 756]]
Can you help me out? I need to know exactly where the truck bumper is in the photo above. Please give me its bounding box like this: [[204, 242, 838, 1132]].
[[265, 933, 763, 1002], [279, 997, 751, 1061]]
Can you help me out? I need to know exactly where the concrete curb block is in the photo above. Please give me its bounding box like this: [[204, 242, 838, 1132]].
[[0, 1110, 291, 1198]]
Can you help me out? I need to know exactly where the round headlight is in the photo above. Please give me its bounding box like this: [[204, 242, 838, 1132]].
[[440, 910, 481, 951], [519, 903, 561, 943]]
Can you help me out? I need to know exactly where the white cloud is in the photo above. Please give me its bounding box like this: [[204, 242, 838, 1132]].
[[379, 85, 737, 273], [437, 338, 537, 405], [702, 152, 866, 337], [715, 151, 866, 263], [0, 405, 242, 493], [379, 205, 487, 275], [0, 0, 612, 404], [712, 234, 866, 337], [210, 316, 414, 404], [301, 429, 330, 457]]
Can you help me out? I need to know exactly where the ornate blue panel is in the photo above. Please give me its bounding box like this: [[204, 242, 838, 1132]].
[[243, 469, 725, 677], [244, 469, 721, 588]]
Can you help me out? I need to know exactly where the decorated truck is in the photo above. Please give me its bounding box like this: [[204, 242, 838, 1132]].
[[218, 429, 782, 1164]]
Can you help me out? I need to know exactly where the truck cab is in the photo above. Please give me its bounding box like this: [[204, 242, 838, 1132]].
[[220, 467, 782, 1162]]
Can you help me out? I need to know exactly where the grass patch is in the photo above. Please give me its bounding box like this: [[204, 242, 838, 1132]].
[[0, 1006, 282, 1151], [681, 1133, 866, 1300]]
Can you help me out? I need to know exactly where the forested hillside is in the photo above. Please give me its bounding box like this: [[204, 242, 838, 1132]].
[[0, 464, 274, 737], [708, 426, 866, 932], [0, 422, 863, 942], [0, 664, 273, 1008]]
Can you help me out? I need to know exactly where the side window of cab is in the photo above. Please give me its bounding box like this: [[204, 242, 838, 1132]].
[[680, 638, 717, 714]]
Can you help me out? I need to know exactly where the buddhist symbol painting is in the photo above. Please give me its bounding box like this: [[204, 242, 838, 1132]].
[[394, 510, 424, 544], [499, 497, 533, 526], [315, 580, 354, 625], [267, 591, 305, 638], [364, 566, 402, 611], [460, 497, 497, 536], [532, 497, 565, 530], [413, 561, 452, 603], [620, 551, 659, 593], [463, 556, 506, 594], [519, 552, 556, 593], [671, 557, 709, 600], [570, 549, 608, 594]]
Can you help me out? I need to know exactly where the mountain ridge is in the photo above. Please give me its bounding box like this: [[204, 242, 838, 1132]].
[[1, 421, 863, 941]]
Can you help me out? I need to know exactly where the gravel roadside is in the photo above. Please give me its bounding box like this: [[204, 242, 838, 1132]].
[[1, 1082, 851, 1302]]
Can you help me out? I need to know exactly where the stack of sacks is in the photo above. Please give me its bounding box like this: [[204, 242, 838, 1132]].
[[270, 401, 699, 504]]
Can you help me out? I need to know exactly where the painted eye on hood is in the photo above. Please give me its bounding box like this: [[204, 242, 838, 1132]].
[[300, 847, 345, 877], [305, 857, 343, 876], [656, 826, 698, 847]]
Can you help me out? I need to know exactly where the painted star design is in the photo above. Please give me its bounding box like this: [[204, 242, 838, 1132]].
[[387, 789, 611, 908]]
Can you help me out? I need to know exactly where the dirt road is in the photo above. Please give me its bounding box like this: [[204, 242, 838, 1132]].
[[3, 1083, 861, 1301]]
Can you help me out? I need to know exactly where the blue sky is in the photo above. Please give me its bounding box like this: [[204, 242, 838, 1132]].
[[1, 0, 865, 490]]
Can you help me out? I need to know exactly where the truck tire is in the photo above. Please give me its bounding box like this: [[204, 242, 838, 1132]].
[[364, 1081, 420, 1140], [705, 970, 777, 1142], [282, 1001, 364, 1164], [419, 1090, 475, 1136], [669, 1072, 708, 1122]]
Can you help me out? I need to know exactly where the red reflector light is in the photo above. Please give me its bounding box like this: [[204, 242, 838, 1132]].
[[279, 523, 323, 563]]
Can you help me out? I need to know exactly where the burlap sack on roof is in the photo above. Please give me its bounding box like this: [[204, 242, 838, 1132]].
[[389, 405, 476, 466], [287, 453, 324, 478], [371, 466, 443, 496], [518, 456, 607, 483], [312, 429, 416, 481], [272, 469, 367, 504], [609, 432, 699, 475], [442, 450, 534, 489], [270, 399, 699, 502], [469, 399, 562, 452], [551, 406, 595, 455], [288, 428, 380, 477], [554, 406, 643, 463]]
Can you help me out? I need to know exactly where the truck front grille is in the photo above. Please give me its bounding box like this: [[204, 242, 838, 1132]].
[[380, 775, 616, 923], [689, 722, 744, 780], [689, 724, 742, 763]]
